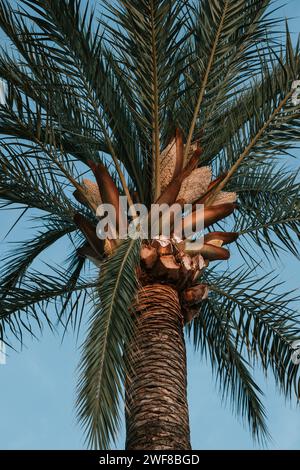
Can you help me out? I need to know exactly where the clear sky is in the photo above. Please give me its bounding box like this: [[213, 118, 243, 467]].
[[0, 0, 300, 450]]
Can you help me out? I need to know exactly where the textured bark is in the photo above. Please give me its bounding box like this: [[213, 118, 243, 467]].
[[125, 284, 191, 450]]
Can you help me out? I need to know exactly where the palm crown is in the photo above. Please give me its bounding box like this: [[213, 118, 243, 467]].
[[0, 0, 300, 450]]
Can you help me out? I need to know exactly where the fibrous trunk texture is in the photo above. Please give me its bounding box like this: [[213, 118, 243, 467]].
[[125, 284, 191, 450]]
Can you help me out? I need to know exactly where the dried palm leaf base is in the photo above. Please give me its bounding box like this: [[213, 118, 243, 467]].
[[72, 148, 238, 325], [182, 284, 209, 305], [140, 244, 158, 269], [139, 224, 238, 323], [182, 305, 201, 324], [182, 284, 209, 323]]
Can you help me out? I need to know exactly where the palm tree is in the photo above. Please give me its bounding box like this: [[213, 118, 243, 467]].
[[0, 0, 300, 450]]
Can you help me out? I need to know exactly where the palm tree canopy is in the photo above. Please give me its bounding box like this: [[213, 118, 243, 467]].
[[0, 0, 300, 448]]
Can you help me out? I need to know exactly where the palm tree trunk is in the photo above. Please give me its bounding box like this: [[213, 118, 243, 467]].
[[125, 283, 191, 450]]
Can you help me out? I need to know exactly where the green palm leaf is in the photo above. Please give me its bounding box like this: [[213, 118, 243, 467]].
[[189, 300, 269, 442], [77, 238, 140, 449], [0, 266, 94, 344], [198, 267, 300, 397], [0, 219, 75, 295]]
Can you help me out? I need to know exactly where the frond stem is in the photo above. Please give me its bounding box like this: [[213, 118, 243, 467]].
[[82, 81, 136, 213], [206, 89, 294, 204], [183, 0, 229, 166], [150, 0, 161, 201]]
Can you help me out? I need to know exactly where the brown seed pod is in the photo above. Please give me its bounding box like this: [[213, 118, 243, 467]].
[[73, 213, 105, 257], [204, 203, 237, 228], [181, 203, 236, 236], [205, 239, 223, 247], [88, 160, 127, 232], [174, 128, 184, 179], [195, 173, 228, 205], [208, 173, 228, 190], [73, 189, 88, 207], [184, 240, 230, 260], [77, 245, 102, 267], [198, 244, 230, 261], [204, 231, 239, 246], [73, 179, 102, 213], [160, 129, 194, 192], [155, 148, 202, 206], [82, 178, 102, 206]]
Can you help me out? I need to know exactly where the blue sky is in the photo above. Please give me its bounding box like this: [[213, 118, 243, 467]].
[[0, 0, 300, 450]]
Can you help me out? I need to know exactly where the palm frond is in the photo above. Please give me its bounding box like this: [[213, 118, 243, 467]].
[[205, 27, 300, 175], [0, 266, 95, 345], [0, 218, 75, 296], [188, 265, 300, 439], [12, 0, 145, 198], [197, 267, 300, 399], [77, 237, 140, 449], [102, 0, 189, 198], [188, 298, 269, 442], [203, 61, 300, 165], [53, 251, 88, 336], [181, 0, 277, 154], [232, 166, 300, 259], [0, 143, 76, 219]]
